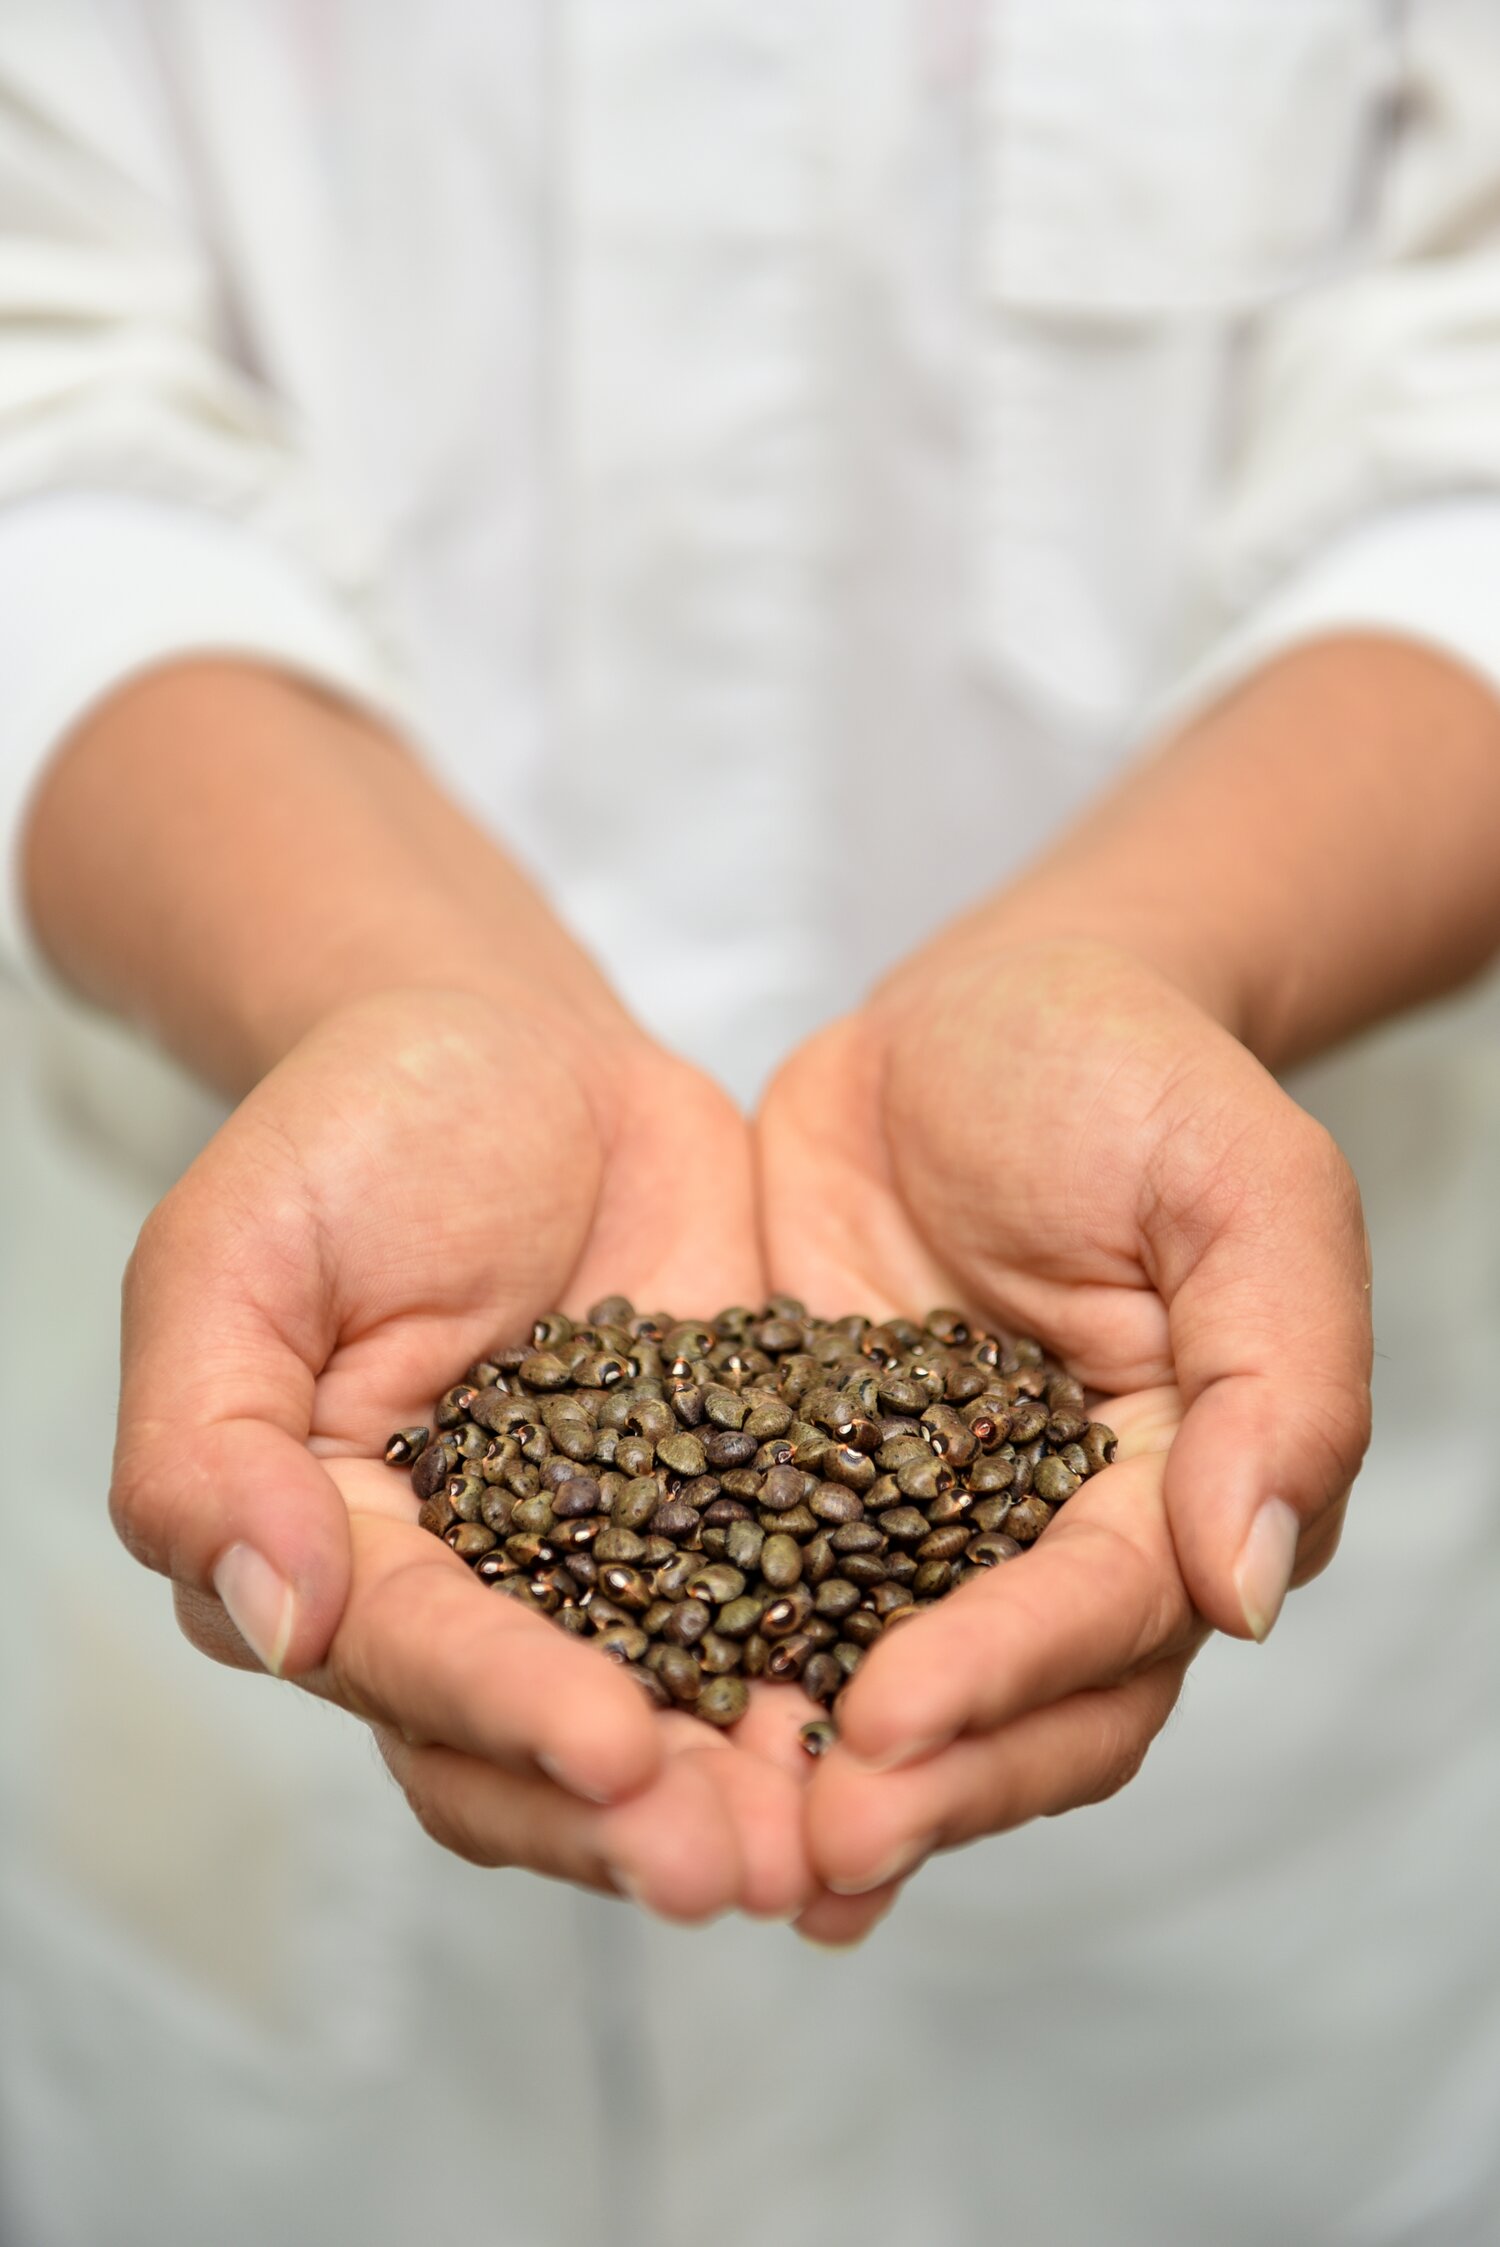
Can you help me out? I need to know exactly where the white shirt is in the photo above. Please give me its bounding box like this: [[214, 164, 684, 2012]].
[[2, 6, 1499, 2244]]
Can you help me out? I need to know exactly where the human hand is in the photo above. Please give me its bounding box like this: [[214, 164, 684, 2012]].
[[110, 989, 817, 1922], [757, 937, 1372, 1898]]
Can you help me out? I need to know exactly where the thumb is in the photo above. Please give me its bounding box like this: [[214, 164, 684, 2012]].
[[111, 1165, 353, 1679], [1149, 1099, 1372, 1641]]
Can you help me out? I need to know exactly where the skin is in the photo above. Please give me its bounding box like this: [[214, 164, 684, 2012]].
[[112, 989, 820, 1924], [23, 635, 1500, 1942], [760, 634, 1500, 1910], [28, 665, 829, 1926], [757, 945, 1361, 1899]]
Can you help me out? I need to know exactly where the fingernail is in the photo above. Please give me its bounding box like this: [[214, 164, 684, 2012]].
[[826, 1834, 932, 1897], [1234, 1499, 1300, 1642], [796, 1927, 873, 1952], [538, 1749, 614, 1805], [843, 1731, 950, 1775], [213, 1543, 296, 1676]]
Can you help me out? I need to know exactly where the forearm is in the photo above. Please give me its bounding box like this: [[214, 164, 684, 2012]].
[[23, 660, 629, 1095], [935, 635, 1500, 1070]]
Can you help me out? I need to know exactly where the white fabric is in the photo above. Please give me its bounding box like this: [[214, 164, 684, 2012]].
[[1163, 495, 1500, 735], [2, 4, 1500, 2245], [0, 491, 403, 979]]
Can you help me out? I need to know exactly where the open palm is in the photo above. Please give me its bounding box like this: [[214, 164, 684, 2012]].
[[757, 939, 1371, 1896], [112, 989, 820, 1922]]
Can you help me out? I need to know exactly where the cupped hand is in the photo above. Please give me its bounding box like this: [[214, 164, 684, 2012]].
[[110, 988, 818, 1923], [757, 937, 1372, 1901]]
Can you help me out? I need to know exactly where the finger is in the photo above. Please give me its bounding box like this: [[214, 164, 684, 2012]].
[[571, 1054, 766, 1311], [380, 1732, 742, 1922], [380, 1732, 613, 1885], [730, 1678, 829, 1778], [310, 1512, 663, 1802], [1108, 1382, 1183, 1459], [757, 1019, 959, 1318], [682, 1730, 818, 1920], [792, 1881, 903, 1951], [834, 1451, 1197, 1769], [807, 1656, 1191, 1896], [1147, 1097, 1373, 1640], [112, 1181, 352, 1678]]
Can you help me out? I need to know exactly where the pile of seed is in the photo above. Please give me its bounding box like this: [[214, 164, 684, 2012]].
[[386, 1299, 1115, 1743]]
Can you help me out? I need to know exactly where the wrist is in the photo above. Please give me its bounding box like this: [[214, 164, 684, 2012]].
[[25, 659, 636, 1095], [907, 635, 1500, 1075], [869, 912, 1251, 1052], [229, 900, 636, 1090], [935, 893, 1256, 1042], [275, 980, 647, 1107]]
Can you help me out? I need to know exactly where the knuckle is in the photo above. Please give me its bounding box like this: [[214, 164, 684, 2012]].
[[172, 1580, 258, 1668], [402, 1770, 461, 1857], [402, 1762, 505, 1870], [1300, 1370, 1372, 1491], [108, 1449, 159, 1568], [323, 1551, 465, 1728], [1290, 1497, 1349, 1590], [1074, 1691, 1158, 1809], [322, 1620, 385, 1727], [122, 1190, 187, 1311], [1292, 1114, 1368, 1255]]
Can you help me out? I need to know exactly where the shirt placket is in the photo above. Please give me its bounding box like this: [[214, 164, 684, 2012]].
[[546, 0, 824, 1103]]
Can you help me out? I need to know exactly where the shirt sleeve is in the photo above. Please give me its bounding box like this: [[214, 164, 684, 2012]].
[[1163, 3, 1500, 727], [0, 6, 404, 985], [1161, 496, 1500, 734]]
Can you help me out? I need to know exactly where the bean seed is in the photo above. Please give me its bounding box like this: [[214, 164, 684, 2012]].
[[418, 1494, 456, 1539], [967, 1531, 1023, 1567], [966, 1497, 1011, 1534], [896, 1455, 954, 1502], [802, 1531, 836, 1585], [395, 1304, 1111, 1726], [448, 1523, 496, 1561], [875, 1506, 930, 1544], [663, 1599, 712, 1648], [1033, 1455, 1081, 1502], [651, 1499, 701, 1542], [830, 1521, 885, 1554], [654, 1645, 703, 1704], [716, 1595, 767, 1639], [594, 1526, 647, 1565], [760, 1534, 803, 1590], [813, 1577, 862, 1620], [697, 1675, 749, 1727], [759, 1464, 806, 1513], [1004, 1497, 1052, 1545], [912, 1560, 954, 1598], [384, 1426, 430, 1466], [726, 1519, 766, 1573], [597, 1624, 649, 1664], [626, 1663, 672, 1709], [761, 1585, 815, 1638], [766, 1633, 814, 1681]]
